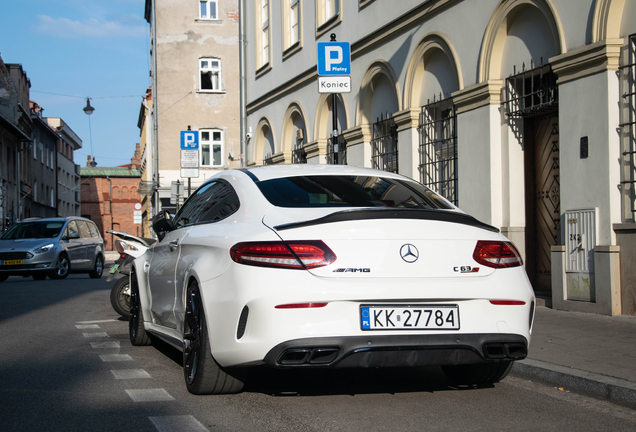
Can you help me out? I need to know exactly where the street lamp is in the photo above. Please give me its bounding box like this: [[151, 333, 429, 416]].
[[83, 98, 95, 115], [83, 98, 96, 166]]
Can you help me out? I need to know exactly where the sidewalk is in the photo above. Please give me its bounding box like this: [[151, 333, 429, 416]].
[[511, 305, 636, 409]]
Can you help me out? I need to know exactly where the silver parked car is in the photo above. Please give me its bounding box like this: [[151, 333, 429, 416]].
[[0, 217, 104, 281]]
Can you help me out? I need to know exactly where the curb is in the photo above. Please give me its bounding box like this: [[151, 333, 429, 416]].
[[511, 358, 636, 410]]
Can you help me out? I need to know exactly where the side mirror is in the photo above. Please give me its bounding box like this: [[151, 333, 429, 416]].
[[152, 210, 174, 241], [69, 232, 80, 239]]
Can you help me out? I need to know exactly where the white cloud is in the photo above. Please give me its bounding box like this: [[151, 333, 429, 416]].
[[35, 14, 146, 39]]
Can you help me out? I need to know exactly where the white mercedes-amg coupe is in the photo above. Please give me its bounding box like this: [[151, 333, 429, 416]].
[[129, 165, 535, 394]]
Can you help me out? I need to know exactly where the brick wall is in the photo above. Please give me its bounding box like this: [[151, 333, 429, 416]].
[[80, 176, 141, 251]]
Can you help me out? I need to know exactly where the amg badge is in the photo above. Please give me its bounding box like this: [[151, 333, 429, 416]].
[[333, 268, 371, 273]]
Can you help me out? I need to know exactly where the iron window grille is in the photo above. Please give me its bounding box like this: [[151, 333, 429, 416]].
[[263, 153, 274, 165], [327, 134, 347, 165], [620, 34, 636, 219], [291, 141, 307, 164], [418, 95, 458, 206], [371, 113, 398, 173], [504, 60, 558, 118]]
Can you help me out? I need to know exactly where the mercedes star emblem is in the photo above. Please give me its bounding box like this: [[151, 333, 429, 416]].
[[400, 244, 419, 263]]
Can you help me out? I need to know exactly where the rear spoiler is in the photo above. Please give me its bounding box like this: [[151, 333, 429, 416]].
[[274, 208, 499, 233]]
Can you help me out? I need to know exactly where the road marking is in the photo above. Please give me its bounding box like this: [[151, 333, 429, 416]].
[[111, 369, 151, 379], [149, 416, 209, 432], [76, 319, 119, 324], [83, 332, 109, 338], [126, 389, 175, 402], [99, 354, 133, 362], [76, 324, 100, 329], [91, 341, 120, 349]]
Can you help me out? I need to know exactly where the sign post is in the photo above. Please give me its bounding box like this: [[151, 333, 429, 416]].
[[180, 129, 199, 197], [317, 34, 351, 164]]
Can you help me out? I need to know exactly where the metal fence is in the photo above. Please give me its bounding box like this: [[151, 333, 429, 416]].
[[371, 113, 398, 173], [418, 96, 458, 205]]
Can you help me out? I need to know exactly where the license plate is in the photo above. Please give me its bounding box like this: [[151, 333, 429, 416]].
[[109, 264, 120, 274], [0, 259, 23, 266], [360, 305, 460, 330]]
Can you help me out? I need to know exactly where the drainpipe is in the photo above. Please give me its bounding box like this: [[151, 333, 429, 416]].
[[106, 176, 113, 250], [151, 0, 160, 212], [238, 0, 247, 167]]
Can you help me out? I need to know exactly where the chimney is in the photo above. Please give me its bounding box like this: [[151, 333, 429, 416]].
[[87, 155, 92, 167], [130, 143, 141, 170]]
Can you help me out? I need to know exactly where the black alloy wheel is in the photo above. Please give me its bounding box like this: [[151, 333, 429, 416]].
[[183, 281, 246, 395], [89, 255, 104, 279], [49, 254, 70, 279], [129, 270, 151, 346]]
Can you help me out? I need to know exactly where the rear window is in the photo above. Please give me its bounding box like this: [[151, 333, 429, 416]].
[[257, 175, 454, 210]]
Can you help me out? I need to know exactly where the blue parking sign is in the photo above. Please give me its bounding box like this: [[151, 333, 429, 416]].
[[180, 131, 199, 149], [317, 42, 351, 76]]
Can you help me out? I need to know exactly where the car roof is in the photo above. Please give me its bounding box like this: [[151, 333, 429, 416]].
[[233, 164, 413, 183], [16, 216, 91, 224]]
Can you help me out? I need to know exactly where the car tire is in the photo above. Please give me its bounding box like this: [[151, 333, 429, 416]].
[[129, 271, 152, 346], [49, 254, 70, 279], [0, 274, 9, 282], [442, 361, 513, 385], [183, 281, 246, 395], [32, 274, 47, 281], [89, 255, 104, 279], [110, 276, 130, 317]]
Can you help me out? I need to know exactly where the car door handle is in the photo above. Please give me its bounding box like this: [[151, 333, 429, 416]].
[[169, 240, 179, 251]]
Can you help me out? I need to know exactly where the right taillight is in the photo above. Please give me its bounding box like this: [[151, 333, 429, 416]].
[[473, 240, 523, 269]]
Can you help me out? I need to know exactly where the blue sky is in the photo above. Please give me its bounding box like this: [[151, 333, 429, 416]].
[[0, 0, 150, 167]]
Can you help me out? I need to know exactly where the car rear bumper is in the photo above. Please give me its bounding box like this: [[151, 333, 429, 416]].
[[261, 333, 528, 369]]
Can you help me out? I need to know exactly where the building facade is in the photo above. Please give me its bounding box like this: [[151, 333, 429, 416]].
[[144, 0, 242, 217], [243, 0, 636, 315], [46, 117, 82, 217], [80, 151, 142, 251], [28, 102, 58, 219]]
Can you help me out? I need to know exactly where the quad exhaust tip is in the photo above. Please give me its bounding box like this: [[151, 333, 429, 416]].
[[278, 347, 340, 365]]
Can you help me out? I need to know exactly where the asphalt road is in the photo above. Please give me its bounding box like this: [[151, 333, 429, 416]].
[[1, 274, 635, 431]]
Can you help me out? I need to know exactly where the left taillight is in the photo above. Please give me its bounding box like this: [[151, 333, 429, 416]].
[[473, 240, 523, 269], [230, 241, 336, 270]]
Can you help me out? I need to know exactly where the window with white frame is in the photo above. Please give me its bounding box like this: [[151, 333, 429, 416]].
[[325, 0, 338, 21], [200, 129, 223, 167], [200, 58, 221, 91], [199, 0, 218, 20], [261, 0, 270, 65], [315, 0, 340, 34], [290, 0, 300, 45]]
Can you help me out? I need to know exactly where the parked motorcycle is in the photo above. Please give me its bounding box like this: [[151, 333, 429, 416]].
[[106, 230, 155, 317]]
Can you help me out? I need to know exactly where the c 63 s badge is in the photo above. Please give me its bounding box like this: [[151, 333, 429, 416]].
[[454, 266, 479, 273]]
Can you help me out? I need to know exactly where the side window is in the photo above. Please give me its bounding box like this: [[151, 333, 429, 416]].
[[173, 181, 239, 228], [67, 221, 79, 237], [77, 220, 92, 238], [88, 222, 100, 238]]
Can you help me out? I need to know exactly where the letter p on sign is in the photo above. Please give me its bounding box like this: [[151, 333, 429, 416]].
[[325, 46, 342, 72]]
